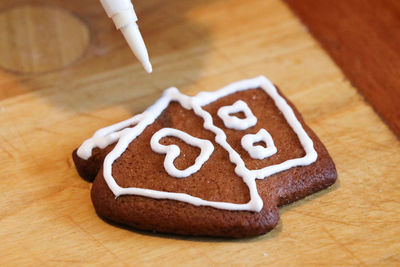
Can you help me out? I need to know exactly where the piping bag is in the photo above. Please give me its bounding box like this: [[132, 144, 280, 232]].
[[100, 0, 152, 73]]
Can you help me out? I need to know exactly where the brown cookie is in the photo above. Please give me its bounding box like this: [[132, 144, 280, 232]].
[[73, 76, 337, 238]]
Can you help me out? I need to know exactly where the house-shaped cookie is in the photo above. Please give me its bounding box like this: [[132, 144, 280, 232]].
[[73, 76, 337, 237]]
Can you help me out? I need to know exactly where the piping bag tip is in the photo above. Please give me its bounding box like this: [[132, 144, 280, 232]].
[[101, 0, 152, 73], [121, 23, 152, 74], [143, 60, 152, 73]]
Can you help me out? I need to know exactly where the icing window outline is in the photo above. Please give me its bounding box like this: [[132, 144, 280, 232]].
[[77, 76, 318, 212], [241, 129, 277, 160], [217, 100, 257, 130], [150, 128, 214, 178]]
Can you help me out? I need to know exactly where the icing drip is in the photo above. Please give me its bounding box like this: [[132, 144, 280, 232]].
[[217, 100, 257, 130], [77, 76, 318, 212], [150, 128, 214, 178], [241, 129, 277, 160]]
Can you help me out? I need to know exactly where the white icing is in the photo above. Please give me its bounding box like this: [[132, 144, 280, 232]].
[[150, 128, 214, 178], [77, 76, 318, 212], [241, 129, 277, 160], [77, 114, 144, 160], [217, 100, 257, 130]]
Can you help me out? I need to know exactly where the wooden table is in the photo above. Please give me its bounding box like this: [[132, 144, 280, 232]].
[[286, 0, 400, 139], [0, 0, 399, 265]]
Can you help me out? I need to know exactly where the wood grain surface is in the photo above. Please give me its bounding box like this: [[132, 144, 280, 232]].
[[285, 0, 400, 139], [0, 0, 399, 266]]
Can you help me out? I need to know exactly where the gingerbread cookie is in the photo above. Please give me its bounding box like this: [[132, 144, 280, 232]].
[[73, 76, 337, 237]]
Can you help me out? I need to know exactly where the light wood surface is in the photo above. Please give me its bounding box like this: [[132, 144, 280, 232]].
[[0, 0, 399, 266]]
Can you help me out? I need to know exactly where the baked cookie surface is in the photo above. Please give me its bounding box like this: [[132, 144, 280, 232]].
[[73, 76, 337, 238]]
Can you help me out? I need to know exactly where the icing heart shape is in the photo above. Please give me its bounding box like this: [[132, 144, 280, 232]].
[[150, 128, 214, 178], [217, 100, 257, 130], [241, 129, 277, 159]]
